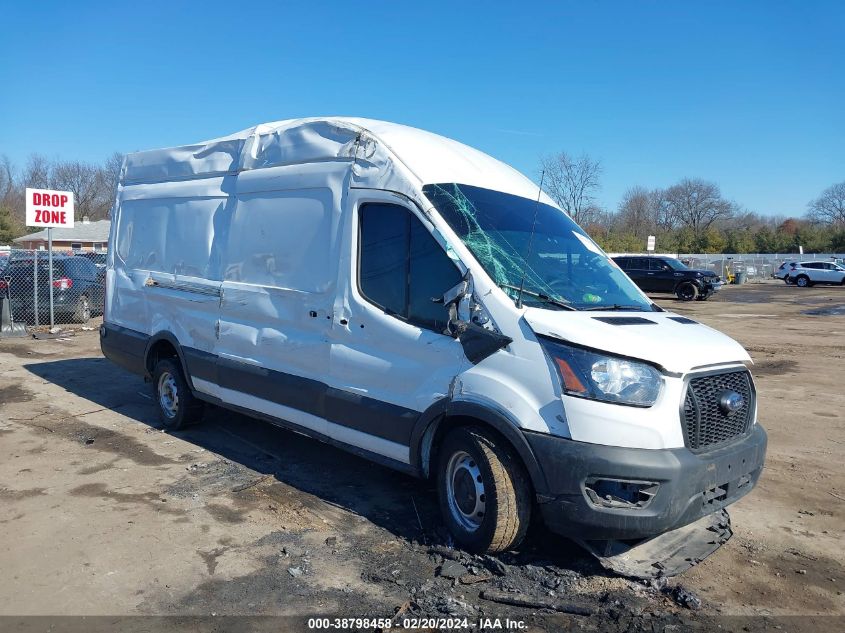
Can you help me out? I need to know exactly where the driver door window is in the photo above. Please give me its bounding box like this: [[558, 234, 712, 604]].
[[359, 203, 461, 333]]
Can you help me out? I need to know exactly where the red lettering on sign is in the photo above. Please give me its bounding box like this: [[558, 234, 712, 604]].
[[52, 194, 60, 207], [33, 193, 41, 205], [59, 211, 66, 224], [34, 209, 41, 222], [60, 195, 68, 207]]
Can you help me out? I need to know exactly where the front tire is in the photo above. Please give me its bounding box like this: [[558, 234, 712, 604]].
[[436, 427, 531, 553], [676, 282, 699, 301], [152, 358, 204, 430]]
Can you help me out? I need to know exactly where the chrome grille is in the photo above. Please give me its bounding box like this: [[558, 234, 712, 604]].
[[683, 370, 754, 451]]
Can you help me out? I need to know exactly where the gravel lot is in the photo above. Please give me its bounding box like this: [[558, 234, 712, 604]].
[[1, 281, 843, 632]]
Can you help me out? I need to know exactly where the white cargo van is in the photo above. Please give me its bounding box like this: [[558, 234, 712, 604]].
[[102, 117, 766, 575]]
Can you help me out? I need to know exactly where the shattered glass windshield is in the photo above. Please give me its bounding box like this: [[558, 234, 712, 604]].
[[423, 183, 654, 311]]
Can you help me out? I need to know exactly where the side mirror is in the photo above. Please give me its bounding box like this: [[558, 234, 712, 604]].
[[449, 319, 512, 364], [439, 272, 512, 364]]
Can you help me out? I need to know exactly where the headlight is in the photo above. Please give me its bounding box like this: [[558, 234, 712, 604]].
[[539, 338, 663, 407]]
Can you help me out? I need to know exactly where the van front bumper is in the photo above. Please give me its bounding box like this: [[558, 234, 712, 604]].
[[524, 423, 766, 541]]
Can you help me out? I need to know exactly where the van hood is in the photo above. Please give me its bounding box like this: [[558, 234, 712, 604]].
[[523, 308, 751, 374]]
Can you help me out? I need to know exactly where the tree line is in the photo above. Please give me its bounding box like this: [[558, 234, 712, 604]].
[[540, 152, 845, 254], [0, 152, 123, 243], [2, 150, 843, 254]]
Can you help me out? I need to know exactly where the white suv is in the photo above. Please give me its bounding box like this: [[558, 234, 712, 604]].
[[788, 261, 845, 287]]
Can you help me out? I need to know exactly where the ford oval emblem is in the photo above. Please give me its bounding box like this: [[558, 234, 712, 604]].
[[719, 391, 745, 414]]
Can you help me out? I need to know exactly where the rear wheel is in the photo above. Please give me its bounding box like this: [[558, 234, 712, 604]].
[[436, 426, 531, 553], [676, 282, 699, 301], [152, 358, 204, 430], [795, 275, 811, 288], [72, 294, 91, 323]]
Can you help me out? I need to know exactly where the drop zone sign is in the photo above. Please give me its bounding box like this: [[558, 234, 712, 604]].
[[26, 188, 75, 228]]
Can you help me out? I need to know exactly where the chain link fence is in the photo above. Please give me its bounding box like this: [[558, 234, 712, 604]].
[[0, 248, 106, 333], [680, 253, 845, 282]]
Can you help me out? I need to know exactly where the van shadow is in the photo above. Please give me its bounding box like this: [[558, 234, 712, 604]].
[[23, 356, 596, 572]]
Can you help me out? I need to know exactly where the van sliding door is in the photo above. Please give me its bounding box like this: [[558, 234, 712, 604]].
[[213, 184, 338, 437]]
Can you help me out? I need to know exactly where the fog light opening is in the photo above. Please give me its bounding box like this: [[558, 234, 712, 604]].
[[584, 478, 659, 509]]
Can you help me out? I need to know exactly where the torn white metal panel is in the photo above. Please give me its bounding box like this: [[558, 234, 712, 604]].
[[120, 117, 554, 211]]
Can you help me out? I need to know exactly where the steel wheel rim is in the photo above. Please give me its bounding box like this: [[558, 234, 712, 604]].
[[445, 450, 486, 532], [158, 372, 179, 419]]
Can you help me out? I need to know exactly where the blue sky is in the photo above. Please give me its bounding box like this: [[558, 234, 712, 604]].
[[1, 1, 842, 217]]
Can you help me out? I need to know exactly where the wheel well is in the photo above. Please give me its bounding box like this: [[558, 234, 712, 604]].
[[422, 415, 536, 495], [146, 339, 179, 375]]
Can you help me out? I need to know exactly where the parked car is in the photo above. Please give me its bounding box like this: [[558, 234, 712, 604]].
[[787, 261, 845, 287], [101, 118, 765, 573], [612, 256, 723, 301], [0, 255, 105, 323], [774, 261, 797, 283], [78, 251, 108, 269]]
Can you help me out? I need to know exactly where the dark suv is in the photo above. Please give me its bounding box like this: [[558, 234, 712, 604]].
[[613, 256, 723, 301], [0, 255, 104, 324]]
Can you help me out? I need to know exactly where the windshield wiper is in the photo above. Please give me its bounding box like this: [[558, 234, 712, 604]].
[[581, 304, 646, 312], [499, 284, 576, 311]]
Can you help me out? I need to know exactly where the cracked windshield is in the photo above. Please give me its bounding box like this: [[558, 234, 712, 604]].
[[424, 183, 654, 311]]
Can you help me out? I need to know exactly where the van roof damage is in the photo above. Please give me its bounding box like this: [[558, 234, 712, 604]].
[[121, 117, 557, 207]]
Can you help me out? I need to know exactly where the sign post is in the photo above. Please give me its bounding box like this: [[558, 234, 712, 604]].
[[25, 188, 75, 328]]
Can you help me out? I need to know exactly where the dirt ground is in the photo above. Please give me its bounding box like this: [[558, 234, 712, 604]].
[[0, 281, 843, 632]]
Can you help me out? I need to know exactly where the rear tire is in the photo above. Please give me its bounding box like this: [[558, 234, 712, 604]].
[[795, 275, 810, 288], [152, 358, 204, 430], [676, 282, 699, 301], [72, 294, 91, 323], [436, 426, 531, 553]]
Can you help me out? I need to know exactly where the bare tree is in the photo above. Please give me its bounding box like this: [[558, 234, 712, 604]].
[[22, 154, 52, 189], [93, 152, 125, 218], [540, 152, 602, 224], [662, 178, 734, 237], [617, 186, 657, 237], [52, 160, 111, 221], [808, 181, 845, 225]]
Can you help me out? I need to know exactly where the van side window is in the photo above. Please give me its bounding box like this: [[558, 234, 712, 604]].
[[359, 203, 461, 332]]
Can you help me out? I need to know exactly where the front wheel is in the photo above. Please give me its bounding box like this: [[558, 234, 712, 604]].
[[436, 427, 531, 553], [152, 358, 204, 430], [676, 282, 699, 301]]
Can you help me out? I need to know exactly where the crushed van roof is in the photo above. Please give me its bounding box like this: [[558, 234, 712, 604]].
[[121, 117, 554, 205]]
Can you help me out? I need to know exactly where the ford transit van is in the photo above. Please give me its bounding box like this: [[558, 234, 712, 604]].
[[101, 118, 766, 575]]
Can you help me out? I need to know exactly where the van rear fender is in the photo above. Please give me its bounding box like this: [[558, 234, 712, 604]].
[[411, 399, 551, 497], [144, 332, 193, 388]]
